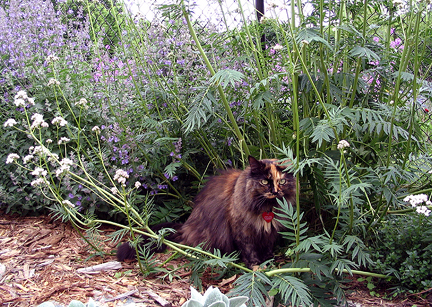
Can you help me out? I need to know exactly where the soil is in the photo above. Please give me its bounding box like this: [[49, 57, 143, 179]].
[[0, 212, 430, 307]]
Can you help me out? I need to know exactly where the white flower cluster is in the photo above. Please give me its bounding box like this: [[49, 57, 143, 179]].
[[92, 126, 101, 134], [30, 166, 50, 187], [114, 169, 129, 187], [30, 145, 51, 157], [31, 113, 49, 129], [56, 158, 74, 178], [272, 44, 283, 51], [46, 54, 59, 64], [337, 139, 350, 150], [4, 118, 17, 127], [47, 78, 60, 86], [404, 194, 432, 217], [51, 116, 68, 127], [6, 153, 20, 164], [58, 137, 70, 145], [75, 98, 89, 109], [23, 155, 34, 164], [14, 90, 35, 107], [31, 167, 47, 177]]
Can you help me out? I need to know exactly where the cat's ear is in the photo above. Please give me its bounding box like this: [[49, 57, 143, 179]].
[[248, 156, 262, 173]]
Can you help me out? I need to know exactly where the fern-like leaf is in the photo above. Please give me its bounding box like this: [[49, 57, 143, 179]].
[[210, 69, 244, 89], [272, 274, 312, 307], [230, 271, 271, 306]]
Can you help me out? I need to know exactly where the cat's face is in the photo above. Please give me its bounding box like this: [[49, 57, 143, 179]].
[[248, 156, 295, 200]]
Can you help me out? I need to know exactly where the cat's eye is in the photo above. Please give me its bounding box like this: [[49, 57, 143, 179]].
[[260, 179, 269, 185], [279, 179, 287, 185]]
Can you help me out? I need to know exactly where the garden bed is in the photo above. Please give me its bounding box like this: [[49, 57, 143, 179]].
[[0, 212, 429, 307]]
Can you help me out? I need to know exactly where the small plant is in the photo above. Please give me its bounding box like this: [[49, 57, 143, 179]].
[[181, 286, 248, 307], [370, 196, 432, 292]]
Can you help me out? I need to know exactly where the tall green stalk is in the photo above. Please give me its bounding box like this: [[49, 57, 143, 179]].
[[181, 1, 250, 159]]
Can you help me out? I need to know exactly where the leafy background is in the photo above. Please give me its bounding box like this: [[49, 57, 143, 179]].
[[1, 0, 432, 305]]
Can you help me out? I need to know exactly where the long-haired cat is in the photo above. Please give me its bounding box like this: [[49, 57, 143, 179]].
[[117, 156, 296, 267]]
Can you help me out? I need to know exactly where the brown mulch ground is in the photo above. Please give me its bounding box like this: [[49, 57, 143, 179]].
[[0, 212, 430, 307]]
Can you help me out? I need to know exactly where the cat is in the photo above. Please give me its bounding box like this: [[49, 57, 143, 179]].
[[117, 156, 296, 267]]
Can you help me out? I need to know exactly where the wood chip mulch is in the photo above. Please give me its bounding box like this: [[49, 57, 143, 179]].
[[0, 211, 431, 307], [0, 213, 202, 306]]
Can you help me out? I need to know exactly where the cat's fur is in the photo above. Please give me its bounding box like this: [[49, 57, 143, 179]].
[[117, 156, 296, 267]]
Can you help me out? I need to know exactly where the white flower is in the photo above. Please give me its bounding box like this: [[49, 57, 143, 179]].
[[30, 113, 48, 129], [14, 98, 26, 107], [416, 206, 431, 217], [75, 98, 89, 109], [47, 78, 60, 86], [13, 91, 35, 107], [31, 178, 50, 187], [337, 140, 350, 150], [31, 167, 47, 177], [135, 181, 142, 189], [6, 153, 20, 164], [301, 40, 310, 46], [58, 137, 70, 145], [62, 200, 75, 207], [15, 90, 28, 100], [56, 166, 69, 177], [92, 126, 101, 134], [114, 169, 129, 187], [111, 187, 118, 195], [51, 116, 68, 126], [272, 44, 283, 51], [403, 194, 429, 207], [55, 158, 74, 177], [32, 145, 51, 157], [4, 118, 17, 127], [23, 155, 34, 164], [46, 54, 59, 64], [60, 158, 74, 166], [46, 139, 53, 144]]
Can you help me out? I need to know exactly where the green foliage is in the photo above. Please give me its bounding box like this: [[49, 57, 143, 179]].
[[370, 213, 432, 292]]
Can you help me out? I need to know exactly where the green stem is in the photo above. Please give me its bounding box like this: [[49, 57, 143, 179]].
[[266, 268, 390, 279], [181, 1, 250, 158]]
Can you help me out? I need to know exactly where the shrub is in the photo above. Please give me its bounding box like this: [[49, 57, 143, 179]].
[[370, 210, 432, 292]]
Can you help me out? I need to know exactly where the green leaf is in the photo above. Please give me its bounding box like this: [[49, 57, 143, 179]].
[[272, 274, 312, 306], [310, 122, 335, 146], [210, 69, 244, 89], [296, 28, 332, 49], [349, 46, 380, 62]]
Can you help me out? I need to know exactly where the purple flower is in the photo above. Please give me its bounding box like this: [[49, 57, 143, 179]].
[[69, 193, 74, 199], [172, 176, 178, 181], [390, 38, 402, 49]]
